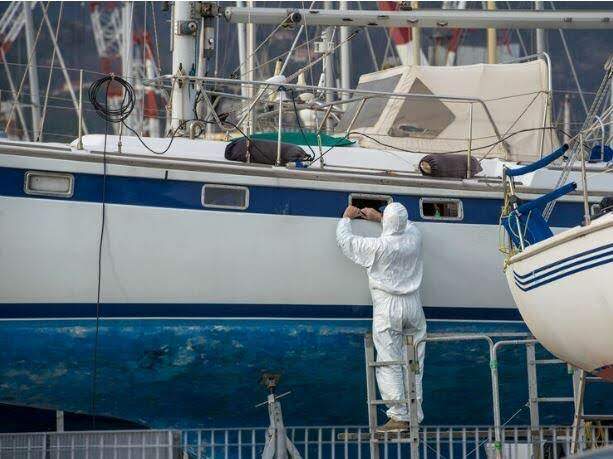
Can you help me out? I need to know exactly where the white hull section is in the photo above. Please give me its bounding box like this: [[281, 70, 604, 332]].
[[1, 195, 512, 312], [506, 213, 613, 380]]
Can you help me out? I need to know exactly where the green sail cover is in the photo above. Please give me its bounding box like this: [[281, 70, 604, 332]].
[[248, 131, 354, 147]]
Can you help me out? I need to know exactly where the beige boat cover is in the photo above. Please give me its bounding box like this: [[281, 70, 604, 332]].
[[338, 59, 558, 162]]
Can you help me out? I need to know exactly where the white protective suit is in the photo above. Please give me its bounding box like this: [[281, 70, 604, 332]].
[[336, 202, 426, 422]]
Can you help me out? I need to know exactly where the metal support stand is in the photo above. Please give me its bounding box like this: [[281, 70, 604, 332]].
[[364, 333, 420, 459], [56, 410, 64, 432], [257, 373, 301, 459], [571, 369, 586, 455], [526, 342, 541, 458]]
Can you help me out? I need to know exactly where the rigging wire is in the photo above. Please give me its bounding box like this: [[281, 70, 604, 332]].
[[229, 12, 294, 79], [150, 1, 162, 75], [38, 1, 64, 141], [5, 1, 49, 136]]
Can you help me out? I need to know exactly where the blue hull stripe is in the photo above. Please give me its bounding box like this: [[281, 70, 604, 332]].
[[0, 303, 522, 321], [513, 242, 613, 280], [513, 247, 613, 287], [0, 166, 582, 227], [514, 255, 613, 292]]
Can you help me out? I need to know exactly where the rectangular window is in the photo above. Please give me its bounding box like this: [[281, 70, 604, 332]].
[[202, 184, 249, 210], [24, 171, 74, 198], [349, 193, 392, 214], [420, 198, 463, 221]]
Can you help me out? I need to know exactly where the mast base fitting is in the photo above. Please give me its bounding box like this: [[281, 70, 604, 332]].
[[175, 20, 198, 36]]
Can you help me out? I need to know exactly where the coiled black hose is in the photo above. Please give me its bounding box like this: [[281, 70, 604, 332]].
[[88, 75, 135, 123]]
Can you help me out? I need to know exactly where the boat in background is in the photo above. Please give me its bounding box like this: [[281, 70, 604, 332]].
[[501, 57, 613, 381]]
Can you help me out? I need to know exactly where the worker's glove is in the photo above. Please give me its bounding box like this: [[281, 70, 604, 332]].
[[343, 205, 361, 219], [361, 207, 382, 222]]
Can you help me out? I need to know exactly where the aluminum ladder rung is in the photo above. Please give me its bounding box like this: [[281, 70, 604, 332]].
[[369, 360, 405, 367], [537, 397, 574, 403], [586, 376, 606, 383], [369, 399, 409, 406]]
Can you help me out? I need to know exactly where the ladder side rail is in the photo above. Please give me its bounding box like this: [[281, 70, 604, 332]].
[[364, 334, 379, 459], [404, 335, 420, 459]]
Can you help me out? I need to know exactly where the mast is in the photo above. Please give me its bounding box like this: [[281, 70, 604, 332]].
[[121, 2, 135, 132], [246, 1, 255, 134], [535, 1, 545, 54], [563, 93, 571, 142], [170, 1, 197, 131], [197, 4, 216, 132], [323, 0, 335, 121], [23, 3, 41, 139], [411, 1, 421, 65], [486, 0, 497, 63], [339, 1, 350, 99], [122, 2, 133, 85], [236, 0, 248, 99]]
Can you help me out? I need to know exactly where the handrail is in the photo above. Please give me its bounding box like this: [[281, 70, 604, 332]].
[[505, 144, 568, 177], [149, 74, 510, 158], [516, 182, 577, 214]]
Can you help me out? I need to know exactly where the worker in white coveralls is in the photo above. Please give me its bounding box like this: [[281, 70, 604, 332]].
[[336, 202, 426, 433]]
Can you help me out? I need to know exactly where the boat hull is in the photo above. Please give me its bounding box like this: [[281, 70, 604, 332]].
[[506, 213, 613, 381], [1, 317, 532, 428], [0, 147, 590, 425]]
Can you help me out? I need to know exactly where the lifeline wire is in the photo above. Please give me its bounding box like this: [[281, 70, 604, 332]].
[[307, 126, 573, 167]]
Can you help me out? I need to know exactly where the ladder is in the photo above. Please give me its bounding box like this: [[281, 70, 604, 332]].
[[364, 333, 420, 459], [525, 342, 612, 457]]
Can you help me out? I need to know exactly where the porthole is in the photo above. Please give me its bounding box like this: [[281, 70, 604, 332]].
[[419, 197, 463, 221], [24, 171, 74, 198], [202, 184, 249, 210]]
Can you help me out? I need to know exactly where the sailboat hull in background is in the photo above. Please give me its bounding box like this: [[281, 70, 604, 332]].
[[506, 213, 613, 381]]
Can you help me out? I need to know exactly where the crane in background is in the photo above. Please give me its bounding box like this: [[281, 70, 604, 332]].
[[89, 1, 164, 137]]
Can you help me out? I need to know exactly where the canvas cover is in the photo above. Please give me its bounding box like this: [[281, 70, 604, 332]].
[[337, 60, 558, 162]]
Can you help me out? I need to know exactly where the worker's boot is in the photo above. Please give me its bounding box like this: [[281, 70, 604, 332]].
[[376, 419, 409, 433]]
